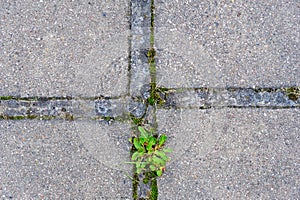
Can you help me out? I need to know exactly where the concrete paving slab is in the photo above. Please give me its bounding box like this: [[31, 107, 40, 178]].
[[1, 0, 299, 199], [157, 108, 299, 199], [155, 0, 299, 88], [75, 120, 132, 172], [0, 0, 130, 97], [157, 108, 227, 164], [0, 120, 132, 199]]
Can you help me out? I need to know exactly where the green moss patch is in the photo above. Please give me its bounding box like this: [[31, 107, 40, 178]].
[[0, 96, 13, 100], [284, 87, 300, 101]]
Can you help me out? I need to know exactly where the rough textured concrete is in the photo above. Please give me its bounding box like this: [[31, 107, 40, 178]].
[[1, 0, 299, 199], [0, 120, 132, 199], [155, 0, 299, 88], [0, 0, 130, 97], [75, 120, 132, 172], [157, 108, 300, 199]]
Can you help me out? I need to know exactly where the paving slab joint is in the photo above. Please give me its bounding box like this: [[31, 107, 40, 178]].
[[161, 87, 300, 109], [129, 0, 160, 199]]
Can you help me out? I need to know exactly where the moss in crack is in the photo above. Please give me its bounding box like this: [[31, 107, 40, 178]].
[[143, 177, 149, 185], [102, 116, 114, 122], [150, 180, 158, 200], [196, 87, 209, 93], [288, 94, 298, 101], [150, 0, 155, 46], [252, 88, 277, 93], [142, 171, 158, 200], [150, 31, 155, 47], [150, 172, 158, 200], [19, 97, 39, 101], [27, 115, 38, 120], [91, 116, 130, 123], [131, 129, 140, 200], [134, 172, 158, 200], [143, 171, 152, 185], [148, 48, 156, 83], [64, 113, 74, 121], [148, 0, 156, 84], [0, 115, 25, 120], [157, 87, 172, 93], [284, 87, 300, 101], [147, 48, 156, 63], [132, 172, 139, 200], [150, 0, 155, 28], [147, 83, 166, 106], [41, 116, 56, 120], [131, 115, 145, 126], [0, 96, 13, 100], [130, 123, 141, 199]]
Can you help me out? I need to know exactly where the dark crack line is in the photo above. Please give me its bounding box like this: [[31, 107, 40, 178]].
[[1, 86, 299, 122]]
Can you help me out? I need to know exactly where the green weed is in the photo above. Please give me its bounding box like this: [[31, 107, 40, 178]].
[[127, 126, 172, 177]]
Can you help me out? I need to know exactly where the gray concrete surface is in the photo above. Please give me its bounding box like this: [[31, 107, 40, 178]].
[[154, 1, 300, 197], [0, 120, 132, 199], [1, 0, 299, 199], [155, 0, 299, 88], [0, 0, 129, 97], [157, 108, 299, 199]]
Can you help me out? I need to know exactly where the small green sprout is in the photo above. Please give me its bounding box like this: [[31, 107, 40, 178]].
[[127, 126, 172, 177]]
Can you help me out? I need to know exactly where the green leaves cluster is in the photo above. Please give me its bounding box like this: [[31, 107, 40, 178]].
[[129, 126, 172, 177]]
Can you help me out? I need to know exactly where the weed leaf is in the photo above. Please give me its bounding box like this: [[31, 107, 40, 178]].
[[133, 138, 143, 151], [159, 134, 167, 146], [148, 97, 155, 105], [162, 148, 172, 153], [139, 137, 147, 146], [146, 136, 156, 151], [156, 169, 163, 176], [155, 151, 168, 161], [153, 155, 166, 166], [138, 126, 148, 138], [128, 125, 173, 176], [136, 161, 141, 168], [141, 163, 147, 169], [137, 168, 142, 174], [132, 151, 141, 161], [150, 165, 156, 171]]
